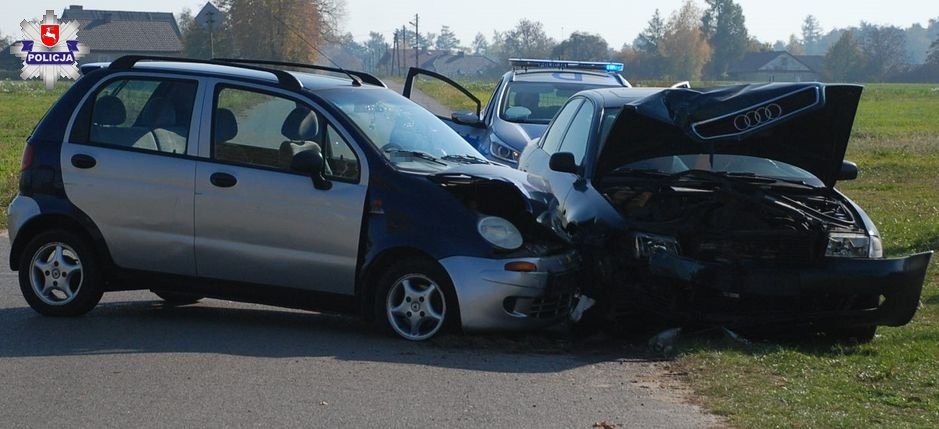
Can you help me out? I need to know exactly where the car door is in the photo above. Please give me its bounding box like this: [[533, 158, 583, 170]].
[[60, 74, 202, 275], [402, 68, 489, 149], [191, 81, 368, 295]]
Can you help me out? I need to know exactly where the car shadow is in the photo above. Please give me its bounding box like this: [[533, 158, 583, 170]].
[[0, 297, 657, 373]]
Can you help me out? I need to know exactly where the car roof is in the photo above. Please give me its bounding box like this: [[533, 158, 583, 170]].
[[100, 61, 366, 91], [578, 86, 667, 108]]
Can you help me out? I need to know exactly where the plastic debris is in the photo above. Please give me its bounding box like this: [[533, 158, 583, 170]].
[[648, 327, 682, 354], [721, 326, 751, 345], [569, 294, 597, 322]]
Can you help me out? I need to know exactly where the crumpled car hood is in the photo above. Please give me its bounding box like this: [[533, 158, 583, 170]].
[[596, 83, 863, 188], [428, 164, 552, 214]]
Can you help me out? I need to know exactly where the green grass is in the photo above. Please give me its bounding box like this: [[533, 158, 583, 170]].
[[671, 83, 939, 428], [0, 81, 69, 222], [2, 79, 938, 427]]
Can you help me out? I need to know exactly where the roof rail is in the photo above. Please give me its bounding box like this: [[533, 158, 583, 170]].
[[108, 55, 303, 91], [212, 58, 387, 88]]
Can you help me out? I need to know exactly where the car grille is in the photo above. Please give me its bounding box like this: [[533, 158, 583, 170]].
[[690, 231, 824, 265], [526, 293, 575, 320]]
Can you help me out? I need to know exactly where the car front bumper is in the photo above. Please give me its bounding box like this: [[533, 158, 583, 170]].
[[646, 251, 933, 328], [438, 251, 581, 332]]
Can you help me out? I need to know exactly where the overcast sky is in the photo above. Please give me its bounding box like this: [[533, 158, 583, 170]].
[[2, 0, 936, 49]]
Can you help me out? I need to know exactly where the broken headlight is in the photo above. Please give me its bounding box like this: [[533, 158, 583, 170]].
[[478, 216, 524, 250], [635, 233, 680, 257], [826, 232, 882, 258]]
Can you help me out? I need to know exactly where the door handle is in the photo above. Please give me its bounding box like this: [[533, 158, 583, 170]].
[[70, 154, 97, 169], [209, 172, 237, 188]]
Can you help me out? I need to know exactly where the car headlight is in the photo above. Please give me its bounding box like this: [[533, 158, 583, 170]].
[[478, 216, 524, 250], [489, 138, 520, 163], [826, 233, 881, 258]]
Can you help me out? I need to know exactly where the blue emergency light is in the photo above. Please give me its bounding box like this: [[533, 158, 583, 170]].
[[509, 58, 624, 73]]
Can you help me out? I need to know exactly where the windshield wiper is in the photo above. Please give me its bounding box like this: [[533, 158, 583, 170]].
[[677, 170, 819, 189], [383, 148, 448, 166], [609, 167, 670, 177], [441, 154, 491, 165]]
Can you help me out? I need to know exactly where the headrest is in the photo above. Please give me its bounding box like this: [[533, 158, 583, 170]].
[[214, 108, 238, 143], [281, 107, 318, 141], [93, 95, 126, 126]]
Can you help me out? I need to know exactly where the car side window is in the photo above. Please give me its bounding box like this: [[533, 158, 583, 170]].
[[557, 101, 595, 165], [324, 124, 360, 181], [80, 78, 197, 154], [540, 98, 583, 154], [213, 86, 358, 176]]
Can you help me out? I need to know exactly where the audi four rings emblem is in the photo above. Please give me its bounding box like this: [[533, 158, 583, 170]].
[[733, 104, 784, 131]]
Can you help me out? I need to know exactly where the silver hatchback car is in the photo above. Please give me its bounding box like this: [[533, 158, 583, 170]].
[[8, 56, 581, 341]]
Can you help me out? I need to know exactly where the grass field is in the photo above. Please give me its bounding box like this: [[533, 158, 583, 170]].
[[1, 78, 937, 427]]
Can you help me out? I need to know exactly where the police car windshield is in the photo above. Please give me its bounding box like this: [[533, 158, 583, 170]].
[[500, 80, 612, 124]]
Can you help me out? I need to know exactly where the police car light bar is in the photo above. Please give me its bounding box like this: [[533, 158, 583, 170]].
[[509, 58, 624, 73]]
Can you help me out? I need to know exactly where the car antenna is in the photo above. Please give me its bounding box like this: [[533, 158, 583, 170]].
[[268, 15, 362, 87]]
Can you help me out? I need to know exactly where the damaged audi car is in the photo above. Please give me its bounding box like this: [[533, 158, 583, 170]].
[[517, 83, 932, 341]]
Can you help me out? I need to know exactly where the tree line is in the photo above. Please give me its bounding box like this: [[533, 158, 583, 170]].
[[0, 0, 936, 82]]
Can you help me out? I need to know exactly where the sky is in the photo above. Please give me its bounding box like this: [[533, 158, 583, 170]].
[[2, 0, 936, 49]]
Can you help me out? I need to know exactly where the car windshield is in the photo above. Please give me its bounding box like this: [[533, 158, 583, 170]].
[[500, 81, 609, 124], [616, 155, 825, 187], [319, 87, 486, 173]]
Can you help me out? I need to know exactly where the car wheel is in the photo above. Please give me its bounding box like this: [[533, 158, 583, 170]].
[[17, 230, 103, 317], [375, 258, 457, 341], [152, 290, 202, 305]]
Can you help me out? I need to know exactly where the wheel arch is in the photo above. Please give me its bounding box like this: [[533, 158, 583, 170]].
[[10, 213, 113, 272], [357, 246, 459, 323]]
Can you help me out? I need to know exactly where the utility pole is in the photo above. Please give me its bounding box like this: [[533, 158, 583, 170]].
[[400, 24, 407, 75], [409, 14, 419, 69], [391, 29, 398, 75]]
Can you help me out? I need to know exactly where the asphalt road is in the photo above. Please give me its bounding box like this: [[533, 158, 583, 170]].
[[0, 237, 718, 428]]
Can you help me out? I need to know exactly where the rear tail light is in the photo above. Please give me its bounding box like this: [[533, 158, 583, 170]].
[[20, 144, 34, 171]]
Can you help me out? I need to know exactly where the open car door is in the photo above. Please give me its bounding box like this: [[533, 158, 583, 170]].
[[403, 68, 489, 149]]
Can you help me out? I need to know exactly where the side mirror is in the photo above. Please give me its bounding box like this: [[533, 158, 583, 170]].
[[451, 111, 483, 127], [291, 150, 332, 190], [839, 160, 858, 181], [549, 152, 578, 174]]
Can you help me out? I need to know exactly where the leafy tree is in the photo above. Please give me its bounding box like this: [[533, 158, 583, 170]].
[[772, 40, 787, 51], [364, 32, 388, 72], [178, 6, 235, 59], [552, 32, 610, 61], [435, 26, 460, 51], [229, 0, 326, 62], [904, 23, 931, 64], [500, 19, 556, 61], [658, 0, 712, 80], [786, 34, 805, 55], [858, 23, 908, 81], [927, 37, 939, 65], [825, 31, 863, 81], [471, 33, 489, 55], [634, 9, 665, 54], [701, 0, 749, 78], [801, 15, 824, 54]]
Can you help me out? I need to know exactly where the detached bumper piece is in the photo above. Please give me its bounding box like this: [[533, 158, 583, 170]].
[[647, 251, 933, 328]]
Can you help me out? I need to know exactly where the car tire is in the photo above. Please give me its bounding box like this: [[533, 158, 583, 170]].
[[17, 230, 104, 317], [152, 290, 202, 305], [374, 258, 458, 341]]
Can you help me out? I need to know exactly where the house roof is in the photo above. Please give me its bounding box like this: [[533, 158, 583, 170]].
[[426, 53, 500, 77], [61, 5, 182, 53], [729, 52, 825, 74]]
